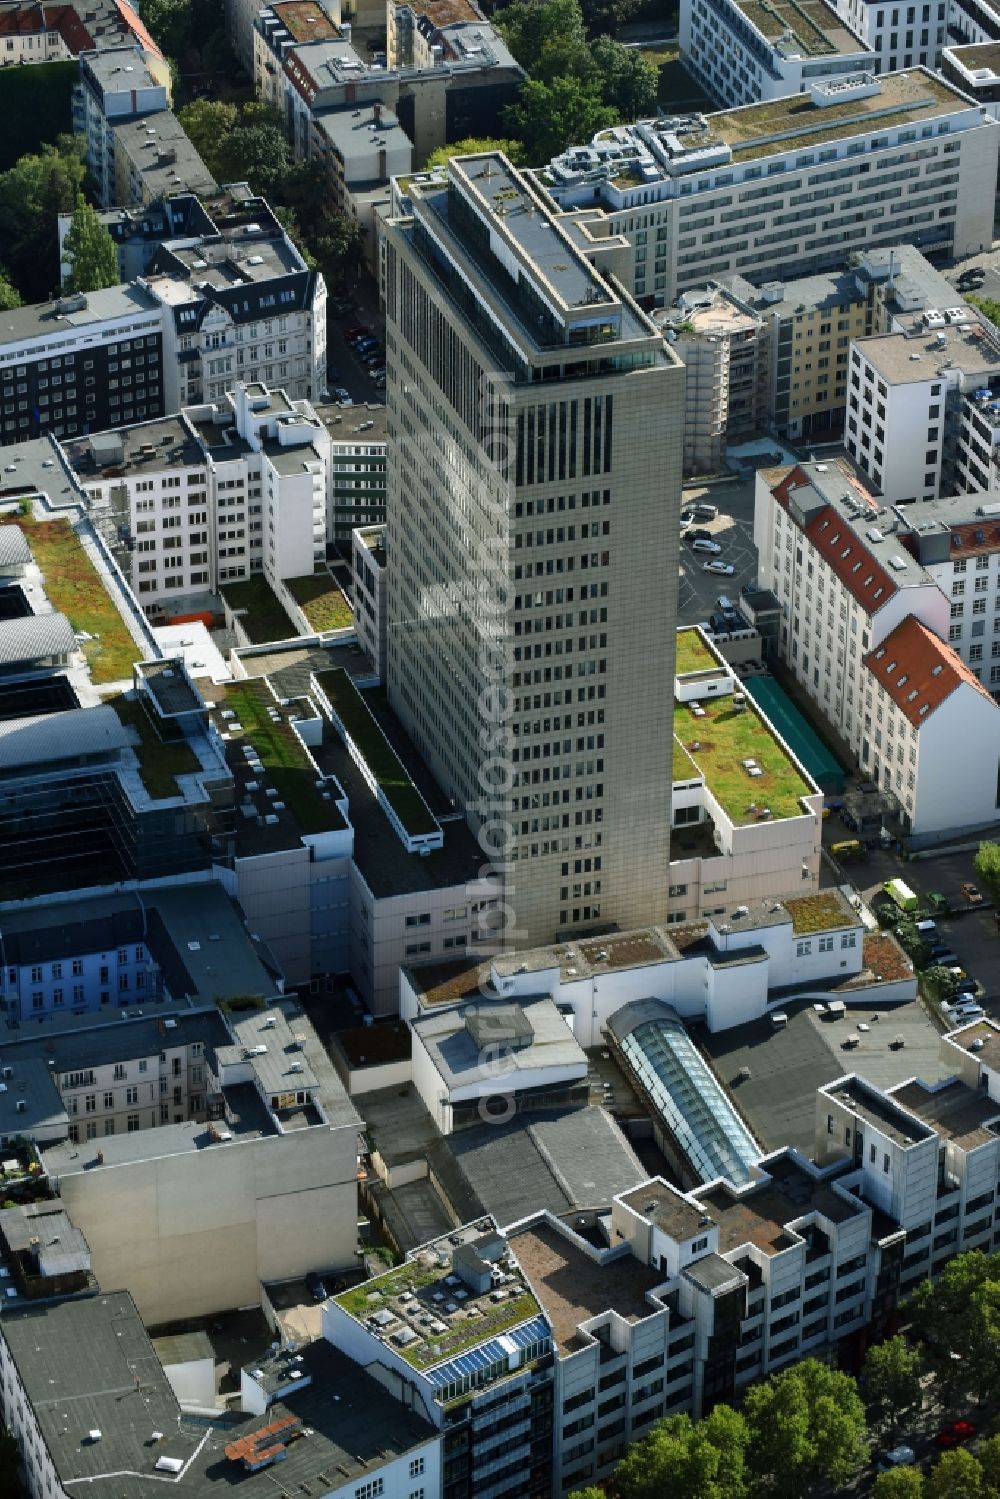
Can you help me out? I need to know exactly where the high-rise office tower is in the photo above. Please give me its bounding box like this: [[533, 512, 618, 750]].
[[382, 153, 684, 948]]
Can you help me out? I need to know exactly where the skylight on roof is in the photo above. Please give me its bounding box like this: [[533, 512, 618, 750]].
[[907, 689, 918, 701], [931, 664, 943, 676], [919, 703, 930, 715], [897, 674, 908, 687]]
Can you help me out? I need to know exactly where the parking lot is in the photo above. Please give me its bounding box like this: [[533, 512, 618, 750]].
[[677, 475, 759, 626], [823, 828, 998, 1009], [324, 272, 387, 408]]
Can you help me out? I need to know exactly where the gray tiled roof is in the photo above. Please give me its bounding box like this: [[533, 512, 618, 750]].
[[0, 705, 127, 771], [0, 528, 30, 569], [0, 612, 77, 667]]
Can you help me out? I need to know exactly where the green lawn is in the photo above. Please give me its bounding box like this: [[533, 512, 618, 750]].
[[313, 670, 438, 837], [223, 683, 344, 834], [286, 570, 354, 632], [17, 517, 138, 684], [111, 694, 200, 800], [675, 697, 813, 823], [221, 575, 296, 645], [640, 46, 715, 109], [675, 628, 718, 676]]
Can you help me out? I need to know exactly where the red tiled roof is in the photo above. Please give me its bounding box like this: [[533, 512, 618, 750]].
[[115, 0, 163, 56], [804, 503, 898, 614], [935, 517, 1000, 561], [864, 615, 996, 726]]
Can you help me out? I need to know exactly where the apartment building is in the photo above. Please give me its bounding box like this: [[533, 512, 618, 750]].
[[327, 404, 387, 539], [832, 0, 948, 70], [0, 284, 165, 446], [383, 152, 685, 949], [942, 41, 1000, 114], [1, 1294, 440, 1499], [267, 0, 523, 169], [658, 285, 770, 472], [680, 0, 875, 109], [0, 0, 165, 66], [142, 185, 327, 408], [352, 522, 387, 676], [61, 193, 217, 282], [845, 305, 1000, 502], [325, 1222, 555, 1499], [109, 109, 217, 209], [755, 460, 1000, 836], [862, 614, 1000, 833], [66, 381, 330, 611], [535, 70, 999, 309], [896, 492, 1000, 686]]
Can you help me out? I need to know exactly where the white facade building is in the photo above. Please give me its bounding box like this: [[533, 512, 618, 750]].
[[680, 0, 875, 109], [534, 71, 999, 308], [66, 382, 329, 611], [833, 0, 948, 70], [845, 306, 1000, 502], [895, 492, 1000, 689], [399, 883, 913, 1049], [75, 45, 168, 208]]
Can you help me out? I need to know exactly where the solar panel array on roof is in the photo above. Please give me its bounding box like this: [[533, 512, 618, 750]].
[[424, 1313, 550, 1390]]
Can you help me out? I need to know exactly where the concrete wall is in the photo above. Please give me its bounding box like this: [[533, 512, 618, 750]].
[[53, 1123, 358, 1323], [912, 682, 1000, 835]]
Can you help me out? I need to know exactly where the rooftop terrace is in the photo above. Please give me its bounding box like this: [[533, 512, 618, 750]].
[[513, 1220, 663, 1352], [207, 679, 345, 838], [783, 889, 854, 934], [675, 626, 719, 676], [333, 1228, 541, 1373], [221, 574, 295, 645], [285, 568, 353, 632], [699, 1153, 862, 1254], [890, 1078, 1000, 1149], [673, 692, 815, 824], [109, 690, 201, 800], [736, 0, 867, 55], [16, 517, 139, 683]]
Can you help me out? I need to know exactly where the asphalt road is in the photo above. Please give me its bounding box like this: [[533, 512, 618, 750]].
[[677, 475, 760, 626], [325, 272, 387, 407]]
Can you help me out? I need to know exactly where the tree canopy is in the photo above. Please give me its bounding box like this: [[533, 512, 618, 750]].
[[742, 1358, 867, 1498], [495, 0, 658, 162], [974, 841, 1000, 905], [613, 1406, 748, 1499], [424, 137, 526, 168], [62, 194, 118, 293], [862, 1336, 925, 1436], [0, 134, 85, 302], [908, 1251, 1000, 1402]]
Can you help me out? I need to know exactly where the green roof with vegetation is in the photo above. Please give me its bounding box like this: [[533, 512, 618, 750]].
[[286, 570, 354, 632], [110, 693, 200, 800], [221, 574, 296, 645], [334, 1260, 540, 1373], [17, 518, 137, 684], [675, 628, 720, 677], [673, 736, 701, 783], [674, 693, 814, 824], [314, 669, 438, 837], [222, 682, 344, 834], [784, 890, 852, 934]]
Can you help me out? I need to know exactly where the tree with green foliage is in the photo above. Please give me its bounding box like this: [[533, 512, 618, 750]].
[[0, 134, 85, 303], [876, 1470, 925, 1498], [494, 0, 594, 85], [926, 1448, 984, 1499], [591, 35, 659, 119], [425, 137, 526, 168], [568, 1489, 604, 1499], [974, 841, 1000, 906], [908, 1251, 1000, 1402], [863, 1336, 925, 1436], [613, 1406, 748, 1499], [977, 1434, 1000, 1496], [970, 296, 1000, 334], [894, 917, 932, 970], [743, 1358, 866, 1498], [62, 194, 118, 293], [176, 98, 238, 180], [503, 75, 617, 164], [214, 121, 288, 193], [0, 267, 21, 311], [923, 964, 961, 1006], [579, 0, 643, 37]]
